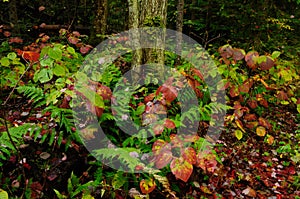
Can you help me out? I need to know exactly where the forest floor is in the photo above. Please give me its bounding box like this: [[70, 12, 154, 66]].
[[1, 96, 299, 199]]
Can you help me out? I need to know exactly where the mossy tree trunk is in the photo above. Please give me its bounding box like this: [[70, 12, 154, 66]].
[[128, 0, 168, 82]]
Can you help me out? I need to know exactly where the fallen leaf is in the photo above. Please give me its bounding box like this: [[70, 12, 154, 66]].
[[235, 129, 243, 140], [242, 187, 256, 197], [40, 152, 51, 160], [256, 126, 266, 137]]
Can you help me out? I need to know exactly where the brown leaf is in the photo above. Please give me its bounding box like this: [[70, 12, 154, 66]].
[[258, 117, 272, 129], [242, 187, 256, 197]]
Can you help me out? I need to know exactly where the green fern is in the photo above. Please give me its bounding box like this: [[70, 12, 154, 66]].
[[44, 105, 74, 134], [17, 85, 45, 107], [0, 123, 38, 166], [92, 148, 142, 171]]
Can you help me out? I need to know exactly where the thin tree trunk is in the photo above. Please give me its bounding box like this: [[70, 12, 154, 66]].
[[90, 0, 108, 44], [8, 0, 19, 34], [176, 0, 184, 64]]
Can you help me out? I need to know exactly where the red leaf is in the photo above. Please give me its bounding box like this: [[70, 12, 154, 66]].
[[152, 139, 171, 155], [182, 147, 197, 165], [170, 157, 193, 182], [17, 50, 40, 62], [258, 117, 272, 129], [232, 48, 245, 61], [154, 150, 173, 169], [239, 79, 253, 93], [164, 118, 176, 129], [245, 51, 259, 69], [156, 77, 178, 103], [153, 124, 164, 135], [247, 99, 258, 109], [259, 99, 268, 108], [170, 134, 184, 148], [196, 151, 217, 173], [276, 91, 288, 101], [259, 56, 275, 70], [68, 36, 79, 44], [229, 85, 239, 98], [80, 45, 92, 54], [9, 37, 23, 44], [218, 45, 233, 59], [96, 84, 112, 100], [144, 93, 155, 103], [244, 113, 257, 121]]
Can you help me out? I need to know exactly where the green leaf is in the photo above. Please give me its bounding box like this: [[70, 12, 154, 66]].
[[7, 52, 17, 60], [297, 104, 300, 113], [76, 86, 104, 108], [54, 189, 67, 199], [135, 104, 145, 115], [53, 64, 66, 76], [0, 57, 10, 67], [40, 58, 54, 67], [235, 129, 243, 140], [256, 55, 267, 64], [48, 47, 62, 60], [271, 51, 280, 59], [38, 68, 53, 83], [112, 171, 126, 189], [67, 46, 76, 55]]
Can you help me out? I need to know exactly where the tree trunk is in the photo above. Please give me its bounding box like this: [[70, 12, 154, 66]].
[[8, 0, 19, 34], [90, 0, 108, 44], [176, 0, 184, 64], [127, 0, 168, 82]]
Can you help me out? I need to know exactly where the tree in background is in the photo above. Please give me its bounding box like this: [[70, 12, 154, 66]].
[[128, 0, 168, 81], [89, 0, 108, 44]]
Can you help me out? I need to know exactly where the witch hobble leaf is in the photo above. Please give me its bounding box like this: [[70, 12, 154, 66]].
[[170, 157, 193, 182]]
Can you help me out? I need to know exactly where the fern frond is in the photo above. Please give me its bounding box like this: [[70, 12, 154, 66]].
[[0, 123, 38, 165], [17, 86, 45, 107], [93, 148, 142, 171]]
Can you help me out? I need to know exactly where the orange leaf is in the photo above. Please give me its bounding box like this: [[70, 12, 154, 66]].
[[17, 50, 40, 62], [267, 135, 274, 145], [140, 179, 156, 194], [256, 126, 266, 137]]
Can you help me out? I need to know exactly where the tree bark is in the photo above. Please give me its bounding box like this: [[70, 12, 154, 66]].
[[176, 0, 184, 64], [127, 0, 168, 82], [90, 0, 108, 44]]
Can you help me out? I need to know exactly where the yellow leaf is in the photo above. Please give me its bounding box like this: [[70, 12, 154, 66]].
[[235, 119, 246, 133], [235, 130, 243, 140], [0, 189, 8, 199], [256, 126, 266, 137]]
